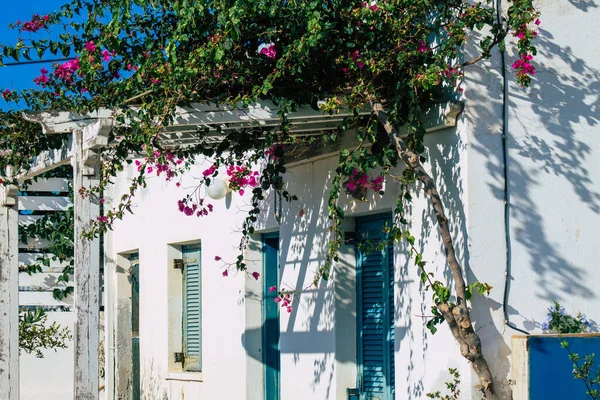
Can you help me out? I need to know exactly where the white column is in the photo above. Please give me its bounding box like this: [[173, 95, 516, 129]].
[[72, 128, 101, 400], [0, 178, 19, 400]]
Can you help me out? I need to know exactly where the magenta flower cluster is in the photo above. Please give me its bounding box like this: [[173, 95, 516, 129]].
[[511, 18, 541, 85], [349, 49, 365, 69], [33, 68, 50, 86], [177, 198, 213, 217], [54, 58, 81, 83], [258, 43, 276, 59], [135, 148, 183, 181], [18, 15, 50, 32], [362, 2, 378, 11], [273, 290, 294, 313], [264, 144, 284, 161], [512, 54, 535, 79], [226, 165, 259, 196], [344, 168, 384, 193]]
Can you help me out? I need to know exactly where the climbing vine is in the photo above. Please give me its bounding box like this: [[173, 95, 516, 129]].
[[0, 0, 541, 397]]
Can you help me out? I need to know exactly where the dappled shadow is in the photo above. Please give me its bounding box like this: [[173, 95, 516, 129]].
[[468, 26, 598, 306], [567, 0, 598, 12]]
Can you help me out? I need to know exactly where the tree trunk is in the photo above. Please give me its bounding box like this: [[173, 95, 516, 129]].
[[373, 103, 497, 400]]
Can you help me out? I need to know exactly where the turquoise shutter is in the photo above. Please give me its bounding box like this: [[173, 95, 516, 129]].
[[182, 245, 202, 372], [356, 216, 395, 400]]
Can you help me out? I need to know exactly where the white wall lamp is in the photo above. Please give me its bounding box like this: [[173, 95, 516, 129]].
[[206, 177, 230, 200]]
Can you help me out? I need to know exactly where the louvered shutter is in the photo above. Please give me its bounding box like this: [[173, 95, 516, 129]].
[[357, 216, 395, 400], [182, 245, 202, 372]]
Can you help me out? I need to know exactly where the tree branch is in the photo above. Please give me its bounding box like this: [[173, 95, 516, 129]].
[[373, 102, 497, 400]]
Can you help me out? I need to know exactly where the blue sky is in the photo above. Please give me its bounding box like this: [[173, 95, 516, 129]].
[[0, 0, 71, 96]]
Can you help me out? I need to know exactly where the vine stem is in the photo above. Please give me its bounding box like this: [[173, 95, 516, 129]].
[[373, 103, 497, 399]]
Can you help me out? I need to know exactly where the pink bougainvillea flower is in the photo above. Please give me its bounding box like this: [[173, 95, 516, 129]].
[[274, 297, 281, 303], [418, 41, 428, 53], [252, 271, 260, 280], [370, 175, 384, 191], [2, 89, 11, 99], [84, 41, 96, 52], [238, 189, 245, 196], [214, 256, 222, 261], [81, 87, 88, 94], [222, 270, 229, 277], [21, 15, 48, 32], [286, 306, 293, 313], [101, 49, 111, 62], [40, 67, 48, 75], [202, 165, 217, 177], [54, 58, 81, 82], [535, 18, 541, 25], [516, 31, 525, 39], [258, 43, 276, 59], [370, 4, 378, 11], [33, 74, 49, 86], [269, 286, 277, 293]]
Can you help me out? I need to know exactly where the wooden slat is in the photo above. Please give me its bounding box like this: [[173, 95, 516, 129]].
[[24, 178, 70, 192], [19, 272, 69, 287], [18, 196, 72, 211], [18, 215, 45, 226], [19, 253, 71, 271], [19, 238, 52, 250], [19, 291, 72, 306]]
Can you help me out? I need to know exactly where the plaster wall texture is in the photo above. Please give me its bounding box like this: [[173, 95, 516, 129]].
[[106, 129, 472, 400], [461, 0, 600, 398], [103, 2, 600, 399]]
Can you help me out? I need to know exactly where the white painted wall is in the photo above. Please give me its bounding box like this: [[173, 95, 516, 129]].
[[102, 2, 600, 399], [461, 1, 600, 398]]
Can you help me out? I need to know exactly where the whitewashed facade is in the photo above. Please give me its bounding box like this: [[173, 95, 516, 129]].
[[0, 1, 597, 399], [99, 1, 600, 399]]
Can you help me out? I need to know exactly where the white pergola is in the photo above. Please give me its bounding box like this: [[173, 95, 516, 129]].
[[0, 101, 461, 400]]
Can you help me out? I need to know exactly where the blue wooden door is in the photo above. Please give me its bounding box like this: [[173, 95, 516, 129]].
[[356, 215, 395, 400], [263, 234, 280, 400]]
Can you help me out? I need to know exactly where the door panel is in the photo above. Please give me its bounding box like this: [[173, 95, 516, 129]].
[[263, 234, 280, 400], [356, 216, 395, 400]]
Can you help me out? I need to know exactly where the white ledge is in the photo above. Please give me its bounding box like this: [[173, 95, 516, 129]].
[[164, 371, 204, 382]]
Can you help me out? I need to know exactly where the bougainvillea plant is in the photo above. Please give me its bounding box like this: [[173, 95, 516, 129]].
[[0, 0, 540, 397]]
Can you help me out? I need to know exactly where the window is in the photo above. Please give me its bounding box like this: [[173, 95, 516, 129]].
[[182, 244, 202, 372]]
